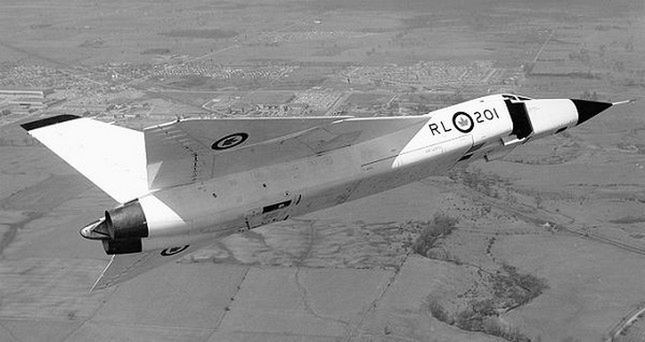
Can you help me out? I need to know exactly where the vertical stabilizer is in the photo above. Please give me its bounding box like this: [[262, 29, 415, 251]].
[[22, 115, 149, 203]]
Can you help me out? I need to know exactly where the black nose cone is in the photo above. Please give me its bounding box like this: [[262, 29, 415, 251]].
[[572, 99, 612, 125]]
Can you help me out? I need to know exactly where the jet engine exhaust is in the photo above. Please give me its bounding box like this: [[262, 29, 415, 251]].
[[80, 200, 148, 254]]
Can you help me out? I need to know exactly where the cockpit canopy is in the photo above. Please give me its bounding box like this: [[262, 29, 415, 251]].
[[502, 93, 533, 101]]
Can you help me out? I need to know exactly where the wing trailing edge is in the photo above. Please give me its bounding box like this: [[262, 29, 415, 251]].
[[90, 237, 218, 291]]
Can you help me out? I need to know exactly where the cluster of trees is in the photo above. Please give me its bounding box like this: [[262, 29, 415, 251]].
[[411, 214, 458, 256]]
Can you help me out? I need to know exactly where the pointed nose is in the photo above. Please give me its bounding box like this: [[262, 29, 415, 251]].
[[571, 99, 612, 125]]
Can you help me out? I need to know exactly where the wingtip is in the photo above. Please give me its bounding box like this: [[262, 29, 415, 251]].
[[89, 281, 110, 293], [20, 114, 80, 131], [89, 255, 116, 293], [89, 276, 104, 293]]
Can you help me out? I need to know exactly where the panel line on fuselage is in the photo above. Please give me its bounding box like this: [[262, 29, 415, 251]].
[[360, 134, 470, 168]]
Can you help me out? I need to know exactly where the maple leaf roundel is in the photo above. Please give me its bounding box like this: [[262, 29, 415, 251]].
[[211, 132, 249, 150], [452, 112, 474, 133]]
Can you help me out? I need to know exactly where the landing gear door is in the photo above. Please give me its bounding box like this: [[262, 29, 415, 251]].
[[485, 136, 523, 162]]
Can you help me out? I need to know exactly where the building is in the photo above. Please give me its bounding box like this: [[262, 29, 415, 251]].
[[0, 89, 51, 99], [0, 89, 52, 114]]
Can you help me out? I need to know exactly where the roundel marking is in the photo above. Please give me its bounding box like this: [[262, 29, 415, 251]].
[[452, 112, 474, 133], [161, 245, 190, 256], [211, 133, 249, 150]]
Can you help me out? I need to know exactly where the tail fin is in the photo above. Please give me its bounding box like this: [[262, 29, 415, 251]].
[[21, 115, 149, 203]]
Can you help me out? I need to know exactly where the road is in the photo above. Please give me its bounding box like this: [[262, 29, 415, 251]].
[[606, 303, 645, 341], [423, 177, 645, 257]]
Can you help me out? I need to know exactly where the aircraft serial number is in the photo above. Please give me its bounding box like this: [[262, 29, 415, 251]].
[[428, 108, 500, 136]]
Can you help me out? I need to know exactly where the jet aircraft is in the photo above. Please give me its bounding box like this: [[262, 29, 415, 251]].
[[21, 94, 621, 290]]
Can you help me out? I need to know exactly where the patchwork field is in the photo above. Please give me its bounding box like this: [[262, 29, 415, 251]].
[[0, 0, 643, 341]]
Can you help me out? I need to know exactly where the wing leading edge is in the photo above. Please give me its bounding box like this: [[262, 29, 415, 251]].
[[145, 115, 430, 189]]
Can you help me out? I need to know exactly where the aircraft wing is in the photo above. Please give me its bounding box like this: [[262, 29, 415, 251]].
[[146, 115, 429, 189], [145, 116, 350, 189], [91, 237, 216, 291]]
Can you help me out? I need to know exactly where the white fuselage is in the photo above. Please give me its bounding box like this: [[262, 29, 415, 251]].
[[136, 94, 567, 251]]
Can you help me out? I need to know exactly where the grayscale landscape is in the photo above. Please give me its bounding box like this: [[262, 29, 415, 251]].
[[0, 0, 644, 341]]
